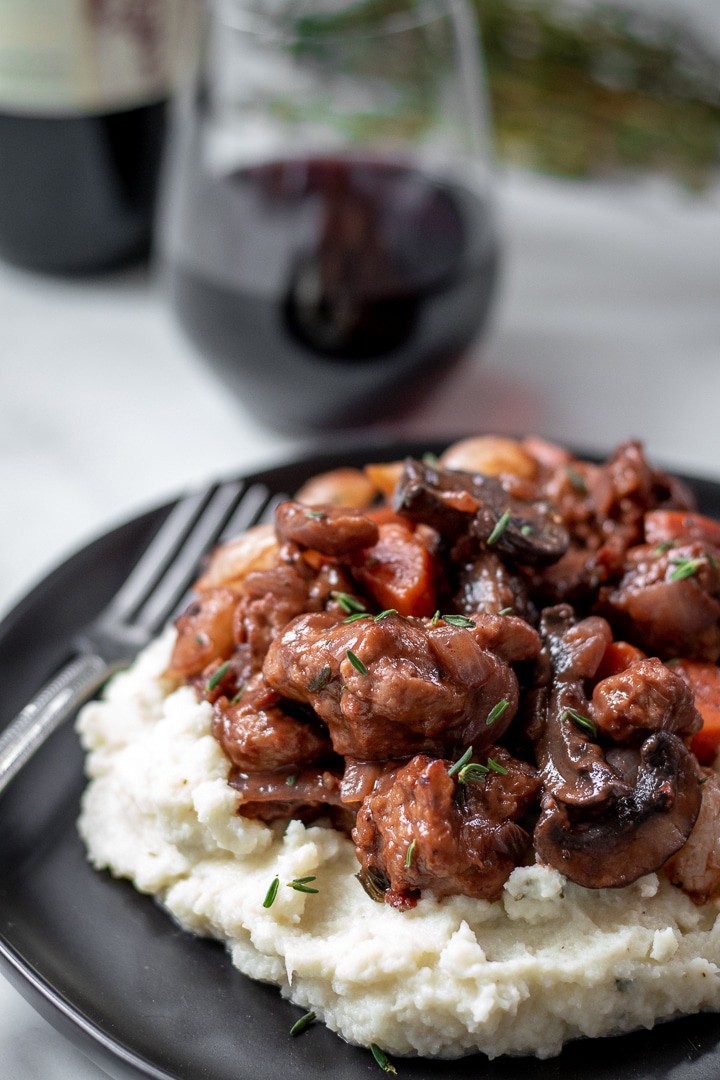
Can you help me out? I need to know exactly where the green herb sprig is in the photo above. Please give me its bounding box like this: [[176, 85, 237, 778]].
[[346, 649, 368, 676], [562, 708, 598, 739]]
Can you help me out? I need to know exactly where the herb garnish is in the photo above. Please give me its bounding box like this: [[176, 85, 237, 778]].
[[442, 614, 475, 628], [520, 524, 533, 536], [562, 708, 598, 739], [288, 876, 319, 894], [306, 510, 326, 520], [422, 451, 439, 465], [206, 661, 231, 692], [458, 757, 509, 784], [487, 509, 511, 545], [498, 606, 513, 615], [405, 839, 416, 868], [374, 609, 398, 621], [447, 746, 473, 777], [286, 774, 297, 787], [308, 666, 332, 692], [230, 683, 246, 704], [263, 876, 280, 908], [669, 557, 704, 581], [430, 610, 441, 625], [370, 1044, 397, 1075], [332, 591, 366, 614], [290, 1010, 317, 1037], [486, 698, 510, 726], [654, 539, 677, 555], [346, 649, 368, 676], [343, 612, 372, 624], [566, 465, 588, 494]]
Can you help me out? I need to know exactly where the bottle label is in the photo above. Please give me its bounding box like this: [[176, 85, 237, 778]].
[[0, 0, 187, 114]]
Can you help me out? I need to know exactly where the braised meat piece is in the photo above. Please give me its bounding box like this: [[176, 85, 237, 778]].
[[455, 551, 532, 619], [530, 442, 696, 609], [274, 499, 378, 556], [393, 457, 569, 566], [591, 658, 701, 743], [599, 541, 720, 661], [664, 770, 720, 904], [168, 436, 720, 907], [353, 749, 540, 902], [232, 555, 357, 675], [168, 587, 239, 680], [263, 611, 533, 760], [212, 673, 332, 771]]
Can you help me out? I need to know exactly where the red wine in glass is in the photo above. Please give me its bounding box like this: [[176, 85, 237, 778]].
[[167, 156, 499, 428]]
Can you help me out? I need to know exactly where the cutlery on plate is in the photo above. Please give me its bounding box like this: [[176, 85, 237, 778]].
[[0, 480, 279, 797]]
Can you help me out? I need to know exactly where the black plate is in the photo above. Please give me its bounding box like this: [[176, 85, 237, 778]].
[[2, 441, 720, 1080]]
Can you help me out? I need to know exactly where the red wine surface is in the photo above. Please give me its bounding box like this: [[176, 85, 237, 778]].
[[167, 157, 499, 427]]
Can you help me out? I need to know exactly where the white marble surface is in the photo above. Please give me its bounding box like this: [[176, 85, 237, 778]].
[[1, 164, 719, 1078]]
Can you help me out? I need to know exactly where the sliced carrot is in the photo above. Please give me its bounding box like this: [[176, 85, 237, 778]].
[[364, 505, 410, 527], [354, 522, 437, 618], [672, 659, 720, 765], [595, 640, 646, 681], [645, 510, 720, 550]]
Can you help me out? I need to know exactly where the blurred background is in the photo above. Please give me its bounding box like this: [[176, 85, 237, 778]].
[[0, 0, 719, 1076]]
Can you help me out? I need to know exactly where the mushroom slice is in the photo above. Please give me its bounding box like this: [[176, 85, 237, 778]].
[[534, 730, 702, 889], [393, 458, 568, 566]]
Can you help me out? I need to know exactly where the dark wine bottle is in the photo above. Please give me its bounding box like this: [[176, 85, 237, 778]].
[[0, 0, 183, 274]]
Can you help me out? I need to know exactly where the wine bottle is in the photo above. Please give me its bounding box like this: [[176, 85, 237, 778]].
[[0, 0, 184, 274]]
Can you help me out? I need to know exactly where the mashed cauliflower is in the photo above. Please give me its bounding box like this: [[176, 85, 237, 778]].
[[77, 630, 720, 1060]]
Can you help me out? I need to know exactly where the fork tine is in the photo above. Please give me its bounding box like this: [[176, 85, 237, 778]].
[[102, 485, 216, 628], [218, 482, 273, 542], [131, 479, 249, 634]]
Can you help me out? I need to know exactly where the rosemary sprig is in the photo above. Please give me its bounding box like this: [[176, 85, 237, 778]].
[[442, 614, 475, 628], [290, 1010, 317, 1037], [308, 666, 332, 692], [332, 591, 367, 614], [206, 661, 231, 692], [562, 708, 598, 739], [566, 465, 588, 494], [487, 509, 511, 545], [370, 1044, 397, 1075], [288, 876, 319, 894], [447, 746, 473, 777], [486, 698, 510, 726], [346, 649, 368, 676], [405, 839, 416, 868], [669, 557, 704, 582], [263, 876, 280, 908]]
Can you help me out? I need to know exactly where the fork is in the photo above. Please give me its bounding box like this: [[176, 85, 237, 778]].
[[0, 478, 280, 798]]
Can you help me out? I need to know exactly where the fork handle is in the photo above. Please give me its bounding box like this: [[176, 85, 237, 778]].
[[0, 653, 112, 798]]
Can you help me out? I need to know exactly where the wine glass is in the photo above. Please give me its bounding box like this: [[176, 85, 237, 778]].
[[160, 0, 499, 429]]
